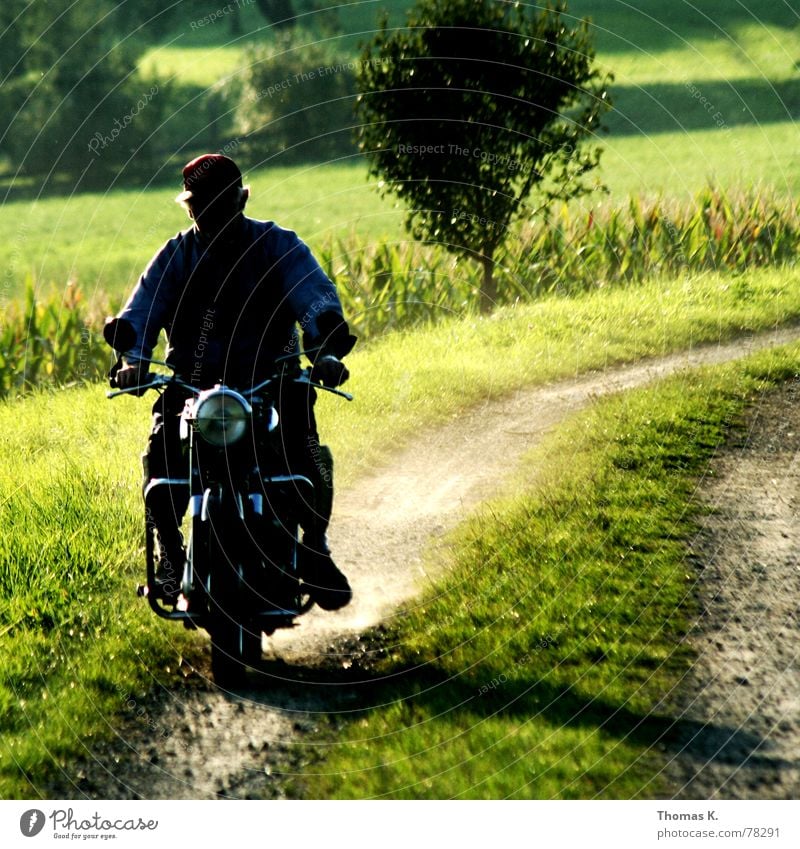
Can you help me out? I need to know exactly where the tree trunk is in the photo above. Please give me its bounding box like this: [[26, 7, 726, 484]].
[[479, 252, 496, 313]]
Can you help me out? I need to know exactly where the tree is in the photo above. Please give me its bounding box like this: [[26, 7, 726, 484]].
[[0, 1, 169, 186], [236, 38, 357, 165], [254, 0, 339, 33], [354, 0, 612, 309], [255, 0, 298, 30]]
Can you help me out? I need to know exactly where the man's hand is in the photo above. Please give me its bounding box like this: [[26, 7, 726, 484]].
[[311, 355, 349, 388], [115, 362, 149, 390]]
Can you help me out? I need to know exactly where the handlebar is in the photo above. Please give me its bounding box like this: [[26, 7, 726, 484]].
[[104, 315, 354, 400], [107, 371, 196, 398], [108, 365, 353, 402]]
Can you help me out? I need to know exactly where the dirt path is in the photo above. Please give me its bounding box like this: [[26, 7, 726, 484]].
[[661, 379, 800, 799], [46, 327, 800, 799]]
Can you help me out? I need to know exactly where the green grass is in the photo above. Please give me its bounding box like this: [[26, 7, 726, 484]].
[[3, 0, 800, 800], [3, 263, 800, 796], [5, 153, 800, 316], [141, 44, 248, 87], [0, 390, 195, 796], [138, 1, 413, 84], [140, 0, 800, 90], [333, 265, 800, 483], [138, 0, 800, 166], [302, 341, 800, 799], [570, 0, 800, 77], [598, 122, 800, 201]]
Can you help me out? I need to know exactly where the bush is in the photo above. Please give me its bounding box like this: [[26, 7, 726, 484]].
[[0, 4, 172, 189], [235, 35, 358, 165]]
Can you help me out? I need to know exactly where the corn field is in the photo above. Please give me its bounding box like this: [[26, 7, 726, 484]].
[[2, 187, 799, 398], [327, 186, 800, 337], [0, 282, 109, 399], [511, 187, 798, 296]]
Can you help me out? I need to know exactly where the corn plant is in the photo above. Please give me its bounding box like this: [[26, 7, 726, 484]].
[[324, 186, 800, 337], [0, 282, 109, 399]]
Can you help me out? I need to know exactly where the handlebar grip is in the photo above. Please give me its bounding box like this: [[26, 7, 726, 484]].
[[109, 372, 154, 396]]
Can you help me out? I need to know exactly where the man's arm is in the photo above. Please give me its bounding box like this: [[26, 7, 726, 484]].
[[267, 225, 351, 344], [306, 311, 356, 387], [267, 224, 356, 382], [118, 232, 187, 364]]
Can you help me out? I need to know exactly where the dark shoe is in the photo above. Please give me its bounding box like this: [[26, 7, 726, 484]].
[[301, 542, 352, 611]]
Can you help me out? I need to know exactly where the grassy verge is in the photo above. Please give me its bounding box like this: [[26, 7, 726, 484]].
[[2, 265, 800, 796], [303, 342, 800, 799]]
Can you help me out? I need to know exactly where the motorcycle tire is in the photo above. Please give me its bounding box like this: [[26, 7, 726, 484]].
[[210, 620, 261, 688], [196, 491, 263, 685]]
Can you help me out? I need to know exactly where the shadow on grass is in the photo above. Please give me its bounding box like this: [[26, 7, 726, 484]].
[[607, 77, 800, 136], [568, 0, 800, 56], [238, 655, 791, 780], [32, 647, 788, 800]]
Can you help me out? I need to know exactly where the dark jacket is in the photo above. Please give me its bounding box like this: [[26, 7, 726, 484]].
[[120, 216, 344, 385]]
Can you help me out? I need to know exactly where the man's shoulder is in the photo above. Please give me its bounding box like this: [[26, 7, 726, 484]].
[[243, 216, 302, 246], [152, 227, 193, 258], [141, 228, 193, 279]]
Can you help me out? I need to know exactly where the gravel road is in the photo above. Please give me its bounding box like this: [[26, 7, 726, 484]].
[[661, 379, 800, 799]]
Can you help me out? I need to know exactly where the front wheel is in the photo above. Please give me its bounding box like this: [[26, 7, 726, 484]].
[[192, 490, 263, 685], [210, 620, 262, 688]]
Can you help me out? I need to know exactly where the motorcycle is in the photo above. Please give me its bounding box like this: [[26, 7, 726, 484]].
[[103, 316, 352, 686]]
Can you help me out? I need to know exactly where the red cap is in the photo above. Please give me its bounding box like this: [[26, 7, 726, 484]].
[[176, 154, 243, 203]]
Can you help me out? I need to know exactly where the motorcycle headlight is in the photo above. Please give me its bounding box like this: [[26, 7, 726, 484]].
[[193, 389, 251, 447]]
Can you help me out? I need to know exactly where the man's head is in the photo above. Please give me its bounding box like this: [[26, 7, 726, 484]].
[[176, 154, 250, 241]]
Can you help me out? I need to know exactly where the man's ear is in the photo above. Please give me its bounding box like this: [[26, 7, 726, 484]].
[[240, 186, 250, 210]]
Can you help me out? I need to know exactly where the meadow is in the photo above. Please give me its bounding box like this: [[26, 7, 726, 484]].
[[4, 125, 800, 307], [2, 0, 800, 799]]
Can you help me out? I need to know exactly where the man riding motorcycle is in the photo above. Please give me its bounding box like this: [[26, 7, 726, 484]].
[[114, 153, 355, 611]]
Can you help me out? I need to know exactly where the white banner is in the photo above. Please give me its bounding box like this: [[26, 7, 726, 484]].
[[1, 800, 798, 848]]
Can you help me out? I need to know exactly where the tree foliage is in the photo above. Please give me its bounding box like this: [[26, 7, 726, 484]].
[[255, 0, 298, 29], [254, 0, 340, 33], [236, 37, 357, 165], [354, 0, 612, 308], [0, 2, 175, 186]]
